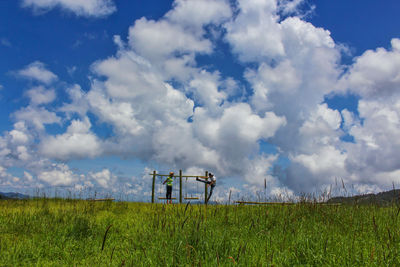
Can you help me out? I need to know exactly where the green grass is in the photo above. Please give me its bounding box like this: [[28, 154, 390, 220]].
[[1, 199, 400, 266]]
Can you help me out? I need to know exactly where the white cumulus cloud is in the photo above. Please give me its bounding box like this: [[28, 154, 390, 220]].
[[39, 117, 102, 160], [88, 168, 116, 188], [21, 0, 116, 18], [17, 61, 58, 85], [13, 106, 61, 131], [25, 86, 56, 106], [38, 163, 79, 186], [166, 0, 232, 28]]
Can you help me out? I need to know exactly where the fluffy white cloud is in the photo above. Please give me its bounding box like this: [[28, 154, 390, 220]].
[[129, 18, 212, 63], [13, 106, 61, 130], [291, 146, 346, 180], [239, 12, 341, 158], [21, 0, 116, 17], [341, 109, 357, 132], [59, 84, 89, 117], [39, 117, 102, 160], [198, 103, 285, 146], [17, 61, 58, 85], [192, 103, 286, 175], [225, 0, 284, 62], [25, 86, 56, 105], [0, 166, 21, 187], [88, 168, 116, 188], [188, 70, 226, 113], [340, 38, 400, 99], [166, 0, 232, 28], [345, 99, 400, 173], [328, 39, 400, 191], [224, 0, 351, 194], [91, 50, 166, 100], [0, 122, 33, 168], [126, 1, 232, 84], [278, 0, 308, 16], [87, 48, 196, 162], [297, 104, 342, 152], [9, 122, 30, 145], [283, 36, 400, 193], [38, 163, 78, 186]]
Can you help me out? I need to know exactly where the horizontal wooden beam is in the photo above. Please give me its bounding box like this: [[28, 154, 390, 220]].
[[184, 197, 199, 200], [234, 201, 342, 205], [235, 201, 294, 205], [158, 197, 177, 199], [149, 174, 207, 178]]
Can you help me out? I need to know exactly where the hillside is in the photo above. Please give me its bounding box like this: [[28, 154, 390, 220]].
[[0, 192, 30, 200], [327, 189, 400, 205]]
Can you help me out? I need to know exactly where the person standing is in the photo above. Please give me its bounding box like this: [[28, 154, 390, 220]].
[[196, 173, 216, 203], [163, 172, 174, 204]]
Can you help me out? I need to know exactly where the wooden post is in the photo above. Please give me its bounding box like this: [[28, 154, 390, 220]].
[[205, 171, 208, 204], [179, 169, 183, 204], [151, 170, 156, 203]]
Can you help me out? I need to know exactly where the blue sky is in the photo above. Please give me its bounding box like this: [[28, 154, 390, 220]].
[[1, 0, 400, 201]]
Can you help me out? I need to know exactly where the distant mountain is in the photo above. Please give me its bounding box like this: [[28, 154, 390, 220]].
[[0, 192, 30, 200], [327, 189, 400, 205]]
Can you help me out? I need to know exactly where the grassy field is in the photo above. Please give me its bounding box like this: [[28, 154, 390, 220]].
[[1, 199, 400, 266]]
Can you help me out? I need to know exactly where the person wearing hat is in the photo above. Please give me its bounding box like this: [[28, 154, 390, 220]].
[[163, 172, 174, 204], [196, 173, 216, 203]]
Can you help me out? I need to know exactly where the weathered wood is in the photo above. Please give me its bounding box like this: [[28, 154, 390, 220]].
[[158, 197, 177, 200], [150, 170, 209, 204], [235, 201, 294, 205], [151, 170, 156, 203], [90, 198, 115, 201], [205, 171, 208, 204], [184, 197, 199, 200], [149, 173, 206, 178], [179, 170, 182, 204]]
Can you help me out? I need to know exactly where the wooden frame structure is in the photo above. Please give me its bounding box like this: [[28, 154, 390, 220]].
[[151, 170, 209, 204]]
